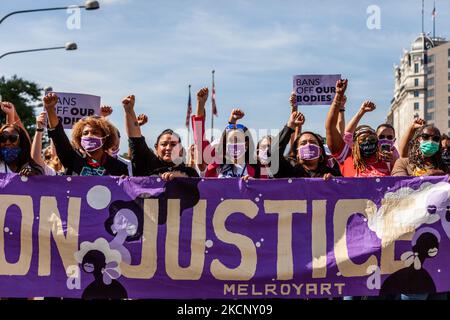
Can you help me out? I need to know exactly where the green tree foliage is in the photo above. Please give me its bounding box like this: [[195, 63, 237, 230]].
[[0, 75, 42, 135]]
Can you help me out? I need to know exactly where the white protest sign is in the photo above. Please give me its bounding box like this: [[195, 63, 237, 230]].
[[293, 74, 341, 106], [54, 92, 101, 129]]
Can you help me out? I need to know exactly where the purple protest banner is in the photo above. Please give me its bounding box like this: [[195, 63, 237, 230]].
[[293, 74, 341, 105], [0, 173, 449, 299], [53, 92, 101, 129]]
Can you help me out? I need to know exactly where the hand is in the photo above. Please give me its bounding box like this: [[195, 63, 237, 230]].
[[122, 95, 135, 113], [137, 114, 148, 126], [411, 118, 426, 129], [323, 173, 333, 181], [335, 79, 348, 95], [0, 101, 15, 117], [43, 93, 58, 110], [229, 109, 245, 123], [36, 112, 46, 129], [160, 171, 188, 181], [287, 111, 305, 129], [426, 169, 446, 176], [100, 105, 113, 117], [289, 92, 297, 110], [197, 87, 209, 106], [19, 167, 33, 177], [359, 100, 376, 113], [241, 175, 255, 182]]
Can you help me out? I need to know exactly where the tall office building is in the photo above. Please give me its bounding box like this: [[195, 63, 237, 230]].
[[387, 33, 450, 139]]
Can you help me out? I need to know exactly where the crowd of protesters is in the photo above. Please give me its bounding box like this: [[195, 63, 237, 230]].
[[1, 78, 449, 300]]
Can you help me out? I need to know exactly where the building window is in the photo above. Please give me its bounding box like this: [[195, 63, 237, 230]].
[[449, 72, 450, 80], [448, 84, 450, 92], [415, 63, 419, 73], [428, 54, 434, 63], [427, 89, 434, 97], [428, 66, 434, 74], [427, 100, 435, 109], [448, 108, 450, 116], [414, 90, 419, 97], [426, 112, 435, 121], [414, 78, 419, 86], [449, 60, 450, 68], [427, 77, 434, 86], [449, 96, 450, 104], [448, 48, 450, 56], [414, 102, 420, 111], [448, 120, 450, 128]]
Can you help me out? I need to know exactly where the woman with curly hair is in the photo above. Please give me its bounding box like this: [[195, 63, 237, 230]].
[[392, 124, 448, 176], [43, 93, 128, 176]]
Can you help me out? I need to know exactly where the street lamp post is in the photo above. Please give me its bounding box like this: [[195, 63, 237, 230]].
[[0, 0, 99, 25], [0, 42, 77, 60]]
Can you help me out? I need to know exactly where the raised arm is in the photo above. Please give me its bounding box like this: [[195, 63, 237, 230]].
[[122, 95, 141, 138], [228, 108, 245, 125], [344, 100, 376, 134], [289, 92, 302, 149], [43, 93, 60, 129], [398, 118, 426, 157], [43, 93, 78, 170], [31, 112, 47, 168], [100, 105, 113, 118], [196, 87, 208, 117], [325, 79, 348, 155], [0, 101, 31, 143], [336, 95, 347, 137]]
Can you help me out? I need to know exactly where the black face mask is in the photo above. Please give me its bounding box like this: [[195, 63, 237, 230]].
[[359, 140, 378, 157], [442, 149, 450, 165]]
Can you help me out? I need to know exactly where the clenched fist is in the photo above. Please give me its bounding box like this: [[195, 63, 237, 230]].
[[43, 93, 58, 110]]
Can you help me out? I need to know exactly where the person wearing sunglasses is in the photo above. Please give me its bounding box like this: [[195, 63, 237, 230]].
[[43, 93, 128, 177], [326, 79, 391, 177], [122, 94, 198, 180], [0, 124, 44, 176], [392, 125, 448, 176]]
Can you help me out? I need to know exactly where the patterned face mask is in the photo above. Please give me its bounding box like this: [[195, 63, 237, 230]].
[[0, 147, 21, 163], [81, 136, 104, 152], [298, 143, 321, 160]]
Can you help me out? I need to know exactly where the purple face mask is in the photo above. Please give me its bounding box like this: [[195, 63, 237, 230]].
[[227, 143, 246, 159], [378, 139, 394, 151], [81, 136, 104, 152], [298, 143, 321, 160]]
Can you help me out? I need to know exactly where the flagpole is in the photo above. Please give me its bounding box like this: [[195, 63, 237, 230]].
[[433, 0, 436, 39], [211, 70, 215, 142], [188, 84, 191, 149], [421, 0, 424, 34]]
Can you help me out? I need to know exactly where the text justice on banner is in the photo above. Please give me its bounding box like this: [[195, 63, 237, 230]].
[[0, 174, 449, 299]]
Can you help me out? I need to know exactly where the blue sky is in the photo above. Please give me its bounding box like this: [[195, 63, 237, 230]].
[[1, 0, 449, 150]]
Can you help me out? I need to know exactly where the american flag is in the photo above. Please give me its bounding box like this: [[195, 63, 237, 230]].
[[185, 85, 192, 128], [432, 3, 437, 19], [212, 71, 218, 116]]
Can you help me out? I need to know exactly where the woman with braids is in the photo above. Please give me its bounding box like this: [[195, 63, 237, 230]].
[[325, 79, 391, 177], [392, 124, 448, 176]]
